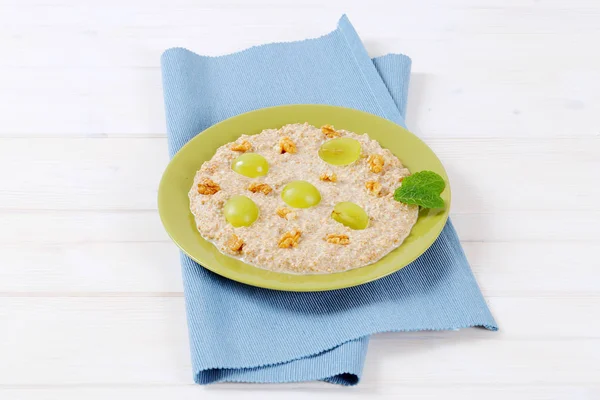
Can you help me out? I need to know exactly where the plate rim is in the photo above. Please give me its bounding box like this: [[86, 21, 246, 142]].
[[158, 104, 451, 291]]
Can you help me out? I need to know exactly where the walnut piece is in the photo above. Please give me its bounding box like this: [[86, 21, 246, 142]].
[[230, 140, 252, 152], [248, 182, 273, 195], [321, 124, 341, 138], [326, 234, 350, 245], [226, 234, 244, 253], [276, 207, 296, 220], [278, 136, 297, 154], [278, 229, 301, 248], [319, 173, 337, 183], [367, 154, 385, 173], [197, 177, 220, 195], [365, 180, 382, 195]]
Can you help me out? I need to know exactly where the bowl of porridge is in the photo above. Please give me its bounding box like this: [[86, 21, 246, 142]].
[[158, 105, 450, 291]]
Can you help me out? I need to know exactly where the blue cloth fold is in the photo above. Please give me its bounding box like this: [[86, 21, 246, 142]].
[[161, 15, 497, 385]]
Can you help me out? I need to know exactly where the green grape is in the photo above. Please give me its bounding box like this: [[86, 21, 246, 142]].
[[231, 153, 269, 178], [223, 195, 259, 227], [318, 138, 362, 166], [281, 180, 321, 208], [331, 202, 369, 230]]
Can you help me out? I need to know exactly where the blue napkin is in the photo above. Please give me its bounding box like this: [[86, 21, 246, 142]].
[[161, 15, 497, 385]]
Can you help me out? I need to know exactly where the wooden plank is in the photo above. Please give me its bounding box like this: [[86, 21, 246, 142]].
[[0, 65, 596, 138], [466, 242, 600, 295], [0, 242, 598, 294], [450, 211, 600, 242], [0, 137, 597, 212], [0, 209, 597, 244], [0, 1, 597, 136], [0, 297, 599, 385], [0, 211, 170, 244], [0, 243, 183, 293], [1, 385, 598, 400], [0, 138, 169, 211], [0, 63, 597, 137]]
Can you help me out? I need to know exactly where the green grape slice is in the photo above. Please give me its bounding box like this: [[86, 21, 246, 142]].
[[231, 153, 269, 178], [331, 202, 369, 230], [223, 195, 259, 227], [281, 180, 321, 209], [318, 138, 362, 166]]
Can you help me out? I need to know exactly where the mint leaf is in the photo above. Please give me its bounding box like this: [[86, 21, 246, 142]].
[[393, 171, 446, 209]]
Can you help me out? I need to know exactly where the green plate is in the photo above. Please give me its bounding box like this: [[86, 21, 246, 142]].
[[158, 105, 450, 291]]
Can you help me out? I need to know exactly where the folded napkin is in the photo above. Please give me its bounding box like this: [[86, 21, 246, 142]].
[[161, 15, 497, 385]]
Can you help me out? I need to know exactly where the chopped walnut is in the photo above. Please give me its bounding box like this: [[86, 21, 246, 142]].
[[367, 154, 385, 173], [230, 140, 252, 152], [319, 173, 337, 183], [326, 234, 350, 245], [197, 177, 220, 195], [321, 124, 341, 138], [365, 180, 382, 195], [226, 234, 244, 253], [276, 207, 296, 220], [248, 182, 273, 195], [278, 136, 297, 154], [278, 229, 301, 248]]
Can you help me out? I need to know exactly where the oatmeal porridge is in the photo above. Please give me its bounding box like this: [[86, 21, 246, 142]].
[[188, 123, 418, 274]]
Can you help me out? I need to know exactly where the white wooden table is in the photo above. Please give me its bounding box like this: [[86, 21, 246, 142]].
[[1, 1, 599, 399]]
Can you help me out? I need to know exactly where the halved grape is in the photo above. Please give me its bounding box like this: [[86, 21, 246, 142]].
[[223, 195, 259, 227], [331, 202, 369, 230], [318, 138, 361, 166], [231, 153, 269, 178], [281, 180, 321, 208]]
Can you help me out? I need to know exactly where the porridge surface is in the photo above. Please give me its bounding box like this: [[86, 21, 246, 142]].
[[188, 123, 418, 274]]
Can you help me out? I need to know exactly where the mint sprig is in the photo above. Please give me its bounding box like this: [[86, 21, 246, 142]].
[[393, 171, 446, 209]]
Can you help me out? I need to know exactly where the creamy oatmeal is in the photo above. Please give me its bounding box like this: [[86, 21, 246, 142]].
[[188, 123, 418, 274]]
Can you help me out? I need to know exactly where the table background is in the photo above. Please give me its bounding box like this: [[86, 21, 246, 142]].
[[1, 1, 599, 399]]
